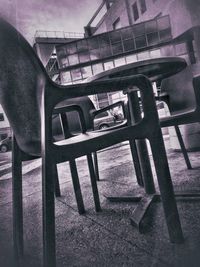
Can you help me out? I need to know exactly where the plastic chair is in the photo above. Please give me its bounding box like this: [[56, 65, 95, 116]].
[[158, 66, 200, 160], [0, 19, 183, 267]]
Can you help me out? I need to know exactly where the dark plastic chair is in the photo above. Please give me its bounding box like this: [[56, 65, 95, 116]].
[[0, 19, 183, 267], [54, 97, 143, 185], [158, 65, 200, 160]]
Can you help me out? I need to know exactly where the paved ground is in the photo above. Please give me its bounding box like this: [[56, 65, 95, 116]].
[[1, 138, 200, 267]]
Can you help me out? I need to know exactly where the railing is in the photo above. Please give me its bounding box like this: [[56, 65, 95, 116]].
[[35, 30, 84, 39]]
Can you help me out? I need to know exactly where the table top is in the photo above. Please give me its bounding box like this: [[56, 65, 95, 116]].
[[86, 57, 187, 83]]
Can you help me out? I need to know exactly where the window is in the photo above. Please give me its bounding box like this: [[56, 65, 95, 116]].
[[139, 0, 147, 14], [113, 18, 121, 30], [132, 2, 139, 21], [0, 113, 4, 121]]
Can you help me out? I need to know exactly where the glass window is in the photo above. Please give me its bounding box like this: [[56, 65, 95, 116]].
[[56, 48, 67, 58], [92, 63, 104, 75], [137, 51, 150, 60], [114, 57, 126, 67], [76, 39, 88, 52], [109, 30, 121, 43], [0, 113, 4, 121], [60, 71, 72, 84], [71, 68, 82, 81], [100, 46, 112, 58], [159, 29, 172, 42], [123, 39, 135, 52], [59, 57, 69, 68], [90, 48, 100, 60], [113, 18, 121, 30], [126, 54, 137, 63], [150, 49, 161, 58], [133, 23, 145, 37], [147, 32, 159, 46], [88, 37, 99, 49], [135, 35, 147, 48], [132, 2, 139, 21], [112, 42, 123, 55], [145, 20, 157, 33], [65, 43, 77, 55], [121, 27, 133, 40], [81, 66, 92, 79], [68, 54, 79, 66], [78, 51, 90, 63], [98, 33, 110, 47], [157, 16, 170, 31], [104, 61, 114, 70], [139, 0, 147, 14]]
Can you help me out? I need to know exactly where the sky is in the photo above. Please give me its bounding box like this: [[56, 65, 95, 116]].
[[1, 0, 102, 43]]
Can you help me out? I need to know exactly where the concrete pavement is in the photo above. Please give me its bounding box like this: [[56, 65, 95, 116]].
[[1, 140, 200, 267]]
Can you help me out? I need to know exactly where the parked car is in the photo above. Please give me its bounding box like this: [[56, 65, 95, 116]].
[[93, 110, 124, 130], [0, 136, 12, 152]]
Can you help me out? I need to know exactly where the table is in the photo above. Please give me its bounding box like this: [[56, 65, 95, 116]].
[[86, 57, 199, 231]]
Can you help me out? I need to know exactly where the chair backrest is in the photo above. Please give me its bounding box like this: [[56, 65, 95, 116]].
[[0, 19, 49, 156], [53, 96, 96, 137], [161, 63, 200, 113]]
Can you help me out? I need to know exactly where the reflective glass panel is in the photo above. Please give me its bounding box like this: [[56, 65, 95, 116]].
[[121, 27, 133, 40], [60, 71, 72, 84], [135, 35, 147, 48], [147, 32, 159, 46], [92, 63, 104, 75], [114, 57, 126, 67], [133, 23, 145, 37], [150, 49, 161, 58], [78, 51, 90, 63], [81, 66, 92, 79], [100, 46, 112, 58], [137, 51, 150, 60], [145, 20, 157, 33], [123, 39, 135, 52], [90, 48, 100, 60], [68, 54, 79, 65], [109, 30, 121, 43], [59, 57, 69, 68], [71, 68, 82, 81], [65, 43, 77, 55], [159, 29, 172, 42], [88, 37, 99, 49], [76, 39, 88, 52], [112, 42, 123, 55], [104, 61, 114, 70], [126, 54, 137, 63], [98, 33, 110, 47]]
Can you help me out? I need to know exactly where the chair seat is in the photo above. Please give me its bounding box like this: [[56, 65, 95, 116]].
[[160, 108, 198, 127], [53, 123, 144, 163]]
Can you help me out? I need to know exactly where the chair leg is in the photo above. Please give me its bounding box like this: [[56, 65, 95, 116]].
[[53, 164, 61, 197], [42, 158, 56, 267], [69, 160, 85, 214], [174, 125, 192, 169], [12, 137, 24, 261], [93, 152, 100, 181], [87, 154, 101, 212], [129, 139, 144, 187], [149, 131, 184, 243]]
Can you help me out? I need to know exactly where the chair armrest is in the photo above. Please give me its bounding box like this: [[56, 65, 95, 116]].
[[53, 104, 87, 133], [92, 101, 125, 118]]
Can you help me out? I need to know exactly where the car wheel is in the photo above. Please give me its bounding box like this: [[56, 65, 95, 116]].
[[0, 145, 8, 153], [99, 124, 109, 130]]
